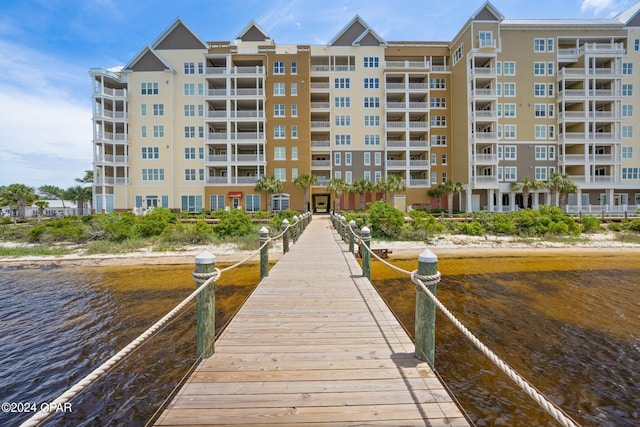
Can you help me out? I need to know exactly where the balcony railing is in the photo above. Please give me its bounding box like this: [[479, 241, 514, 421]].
[[310, 83, 330, 90], [95, 177, 127, 185], [206, 110, 264, 119], [310, 102, 331, 110], [95, 87, 127, 97], [471, 89, 497, 97], [204, 66, 265, 75], [558, 132, 620, 141], [473, 132, 498, 141], [474, 176, 498, 184], [557, 42, 625, 60], [387, 160, 407, 167], [409, 160, 429, 167], [385, 83, 429, 90], [96, 154, 127, 164], [206, 176, 260, 185], [568, 175, 620, 184], [95, 109, 128, 120], [472, 154, 498, 164], [386, 140, 429, 148], [311, 160, 331, 168], [310, 65, 356, 72], [205, 88, 264, 97], [95, 132, 127, 142], [206, 132, 265, 141], [311, 121, 331, 129], [311, 140, 331, 148], [384, 60, 430, 69], [558, 89, 621, 98], [557, 67, 620, 77], [409, 179, 430, 187], [470, 67, 497, 76], [473, 110, 498, 119], [559, 111, 621, 120]]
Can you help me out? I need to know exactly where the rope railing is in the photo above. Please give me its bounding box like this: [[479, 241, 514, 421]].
[[332, 213, 579, 427], [21, 212, 313, 427]]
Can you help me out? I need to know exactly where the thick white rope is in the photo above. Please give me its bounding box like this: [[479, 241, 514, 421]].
[[411, 272, 579, 427]]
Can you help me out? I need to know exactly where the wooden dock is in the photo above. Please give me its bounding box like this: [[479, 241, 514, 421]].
[[155, 216, 469, 426]]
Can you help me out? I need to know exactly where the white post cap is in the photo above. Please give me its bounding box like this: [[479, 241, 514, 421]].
[[195, 250, 216, 264], [419, 249, 438, 263]]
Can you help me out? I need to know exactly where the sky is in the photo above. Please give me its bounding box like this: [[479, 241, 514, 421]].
[[0, 0, 637, 191]]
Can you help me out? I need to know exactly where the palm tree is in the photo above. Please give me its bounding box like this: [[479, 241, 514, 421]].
[[75, 170, 94, 213], [293, 174, 317, 212], [0, 184, 37, 219], [351, 179, 374, 211], [326, 178, 350, 213], [377, 175, 406, 203], [66, 185, 90, 216], [546, 172, 577, 208], [442, 181, 464, 215], [427, 185, 446, 210], [34, 200, 49, 223], [39, 185, 68, 208], [254, 176, 283, 213], [510, 176, 542, 209]]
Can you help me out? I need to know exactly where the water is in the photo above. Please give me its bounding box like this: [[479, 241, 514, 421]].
[[0, 252, 638, 426], [370, 251, 640, 426]]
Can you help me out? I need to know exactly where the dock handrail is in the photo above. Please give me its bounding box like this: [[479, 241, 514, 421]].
[[334, 213, 579, 427], [20, 212, 312, 427]]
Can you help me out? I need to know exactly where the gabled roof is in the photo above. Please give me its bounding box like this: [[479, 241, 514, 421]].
[[151, 18, 207, 50], [470, 1, 504, 22], [616, 0, 640, 26], [123, 46, 173, 72], [235, 20, 272, 42], [329, 15, 385, 47]]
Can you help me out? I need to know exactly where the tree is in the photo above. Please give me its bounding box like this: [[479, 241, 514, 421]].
[[38, 185, 67, 208], [377, 175, 406, 202], [254, 176, 283, 213], [546, 172, 577, 208], [65, 185, 91, 216], [427, 185, 446, 210], [0, 184, 37, 219], [351, 179, 374, 211], [510, 176, 543, 209], [293, 174, 317, 212], [326, 178, 350, 213], [441, 181, 464, 215], [75, 170, 94, 213], [34, 200, 49, 223]]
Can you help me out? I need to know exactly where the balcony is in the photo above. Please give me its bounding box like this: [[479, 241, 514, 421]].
[[473, 110, 498, 119], [472, 154, 498, 164], [311, 160, 331, 168], [204, 65, 265, 75], [470, 67, 497, 76], [558, 89, 621, 99], [95, 132, 127, 142], [557, 42, 625, 61], [558, 132, 621, 142], [386, 140, 429, 148], [409, 160, 429, 168], [205, 88, 264, 97], [96, 154, 128, 164], [310, 102, 331, 110], [206, 132, 265, 141], [206, 176, 260, 185], [94, 87, 127, 98], [206, 110, 264, 119], [386, 102, 429, 110], [95, 109, 128, 120], [384, 60, 430, 69], [559, 111, 621, 121], [311, 140, 331, 149], [474, 176, 498, 184], [311, 121, 331, 129], [472, 132, 498, 141], [310, 82, 330, 91], [568, 175, 620, 185], [559, 154, 620, 164], [557, 67, 621, 77], [310, 65, 356, 72], [95, 177, 127, 185], [409, 179, 430, 187], [384, 83, 429, 91]]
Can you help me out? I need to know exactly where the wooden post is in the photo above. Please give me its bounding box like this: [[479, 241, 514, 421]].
[[195, 251, 215, 358], [348, 220, 356, 253], [259, 226, 269, 279], [281, 219, 289, 254], [292, 215, 299, 243], [415, 249, 438, 368], [361, 226, 371, 279]]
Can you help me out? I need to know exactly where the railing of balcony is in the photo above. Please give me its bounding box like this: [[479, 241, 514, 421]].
[[409, 160, 429, 167], [557, 42, 625, 59], [96, 110, 128, 120], [409, 179, 430, 187], [387, 160, 407, 167], [384, 60, 430, 69], [311, 140, 331, 148], [558, 132, 620, 141], [408, 122, 429, 129], [95, 177, 127, 185], [472, 154, 498, 163], [311, 160, 331, 167], [470, 67, 497, 75], [310, 65, 356, 72], [471, 89, 498, 97], [98, 154, 128, 163], [206, 132, 265, 141], [205, 66, 265, 75], [473, 132, 498, 140], [310, 83, 330, 90], [96, 132, 128, 142], [95, 87, 127, 97], [559, 154, 621, 164], [559, 111, 621, 120], [431, 65, 450, 72], [311, 121, 331, 128], [475, 176, 498, 184], [313, 179, 330, 187], [310, 102, 331, 109], [473, 110, 498, 119]]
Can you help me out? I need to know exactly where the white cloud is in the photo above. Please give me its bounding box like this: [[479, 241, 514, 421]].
[[581, 0, 615, 14]]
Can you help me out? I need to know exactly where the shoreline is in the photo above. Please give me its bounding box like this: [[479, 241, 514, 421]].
[[1, 232, 639, 268]]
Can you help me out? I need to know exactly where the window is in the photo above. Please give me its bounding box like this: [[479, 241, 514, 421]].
[[431, 172, 437, 185], [198, 62, 204, 74], [335, 97, 351, 108], [364, 57, 379, 68], [547, 38, 554, 52], [184, 147, 196, 160], [497, 145, 503, 160], [496, 61, 502, 75], [364, 78, 379, 89], [291, 83, 297, 96], [334, 152, 341, 166], [534, 62, 546, 75], [548, 125, 555, 139], [504, 167, 517, 181], [291, 168, 298, 181], [184, 104, 195, 117], [152, 125, 164, 138], [535, 146, 547, 160], [198, 104, 204, 117], [274, 147, 286, 160], [548, 146, 555, 160], [245, 194, 260, 212], [334, 78, 350, 89], [274, 125, 285, 138], [431, 97, 446, 108], [364, 135, 380, 146], [184, 62, 195, 74], [291, 104, 297, 117], [197, 83, 204, 96], [142, 168, 165, 181], [453, 44, 464, 65], [431, 135, 447, 146], [181, 195, 202, 213], [364, 97, 380, 108], [272, 194, 290, 211], [636, 39, 640, 51], [622, 146, 633, 159], [140, 104, 147, 117], [291, 61, 297, 74], [153, 104, 164, 116], [623, 84, 633, 96], [623, 125, 633, 138], [504, 103, 516, 117], [375, 152, 382, 166], [199, 147, 204, 159], [273, 61, 285, 74], [534, 38, 546, 52], [503, 62, 515, 76], [198, 126, 204, 139], [274, 104, 285, 117], [441, 153, 448, 165], [335, 115, 351, 126], [547, 62, 555, 76], [430, 78, 446, 89], [535, 167, 547, 181], [141, 82, 158, 95], [431, 153, 437, 165], [291, 125, 298, 138], [534, 104, 546, 117], [623, 105, 633, 117], [479, 31, 493, 47], [431, 116, 446, 127], [374, 171, 382, 183], [497, 167, 503, 181], [184, 126, 195, 138], [535, 125, 547, 139], [364, 115, 380, 127], [185, 169, 196, 181], [183, 83, 195, 96], [534, 83, 546, 97], [364, 171, 372, 182], [548, 84, 554, 98], [210, 195, 225, 211], [345, 171, 352, 184], [496, 83, 502, 96], [335, 134, 351, 145], [504, 125, 516, 139], [364, 152, 371, 166], [442, 172, 448, 183], [142, 147, 159, 159], [623, 63, 633, 75], [274, 83, 285, 95], [622, 167, 640, 180], [274, 168, 286, 181], [547, 104, 555, 118], [291, 147, 298, 160], [141, 125, 147, 138], [504, 145, 517, 160], [503, 83, 515, 97], [345, 152, 352, 166]]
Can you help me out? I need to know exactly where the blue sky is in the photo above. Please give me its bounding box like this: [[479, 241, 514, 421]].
[[0, 0, 636, 191]]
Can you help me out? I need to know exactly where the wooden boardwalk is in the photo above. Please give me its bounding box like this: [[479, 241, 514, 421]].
[[155, 216, 469, 426]]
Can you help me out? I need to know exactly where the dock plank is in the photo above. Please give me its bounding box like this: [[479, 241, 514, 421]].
[[154, 217, 468, 426]]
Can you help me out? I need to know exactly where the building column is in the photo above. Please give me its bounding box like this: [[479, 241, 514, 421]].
[[576, 189, 582, 212], [465, 186, 473, 213], [497, 190, 503, 213], [509, 192, 516, 212], [488, 189, 495, 212]]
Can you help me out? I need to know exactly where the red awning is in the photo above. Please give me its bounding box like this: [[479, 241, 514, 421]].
[[227, 192, 243, 198]]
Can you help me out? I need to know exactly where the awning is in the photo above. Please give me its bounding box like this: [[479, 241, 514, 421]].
[[227, 192, 243, 198]]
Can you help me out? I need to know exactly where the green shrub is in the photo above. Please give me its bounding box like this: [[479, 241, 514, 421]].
[[269, 209, 299, 230], [607, 222, 622, 232], [624, 219, 640, 232], [367, 201, 404, 237], [213, 209, 254, 237], [135, 208, 178, 237], [548, 220, 569, 235], [580, 215, 601, 233], [456, 220, 484, 236], [98, 212, 138, 242], [28, 216, 90, 243], [408, 210, 446, 234]]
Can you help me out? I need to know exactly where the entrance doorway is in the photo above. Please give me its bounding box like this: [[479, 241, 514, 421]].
[[312, 194, 330, 213]]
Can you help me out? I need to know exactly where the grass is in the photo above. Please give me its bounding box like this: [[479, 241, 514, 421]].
[[614, 233, 640, 244], [85, 238, 152, 255], [0, 246, 73, 257]]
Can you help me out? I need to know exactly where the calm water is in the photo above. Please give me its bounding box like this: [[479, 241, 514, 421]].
[[0, 252, 638, 426]]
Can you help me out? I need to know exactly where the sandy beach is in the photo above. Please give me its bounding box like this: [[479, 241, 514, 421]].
[[1, 231, 638, 268]]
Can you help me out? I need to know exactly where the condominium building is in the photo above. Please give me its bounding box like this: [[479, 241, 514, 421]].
[[90, 1, 640, 214]]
